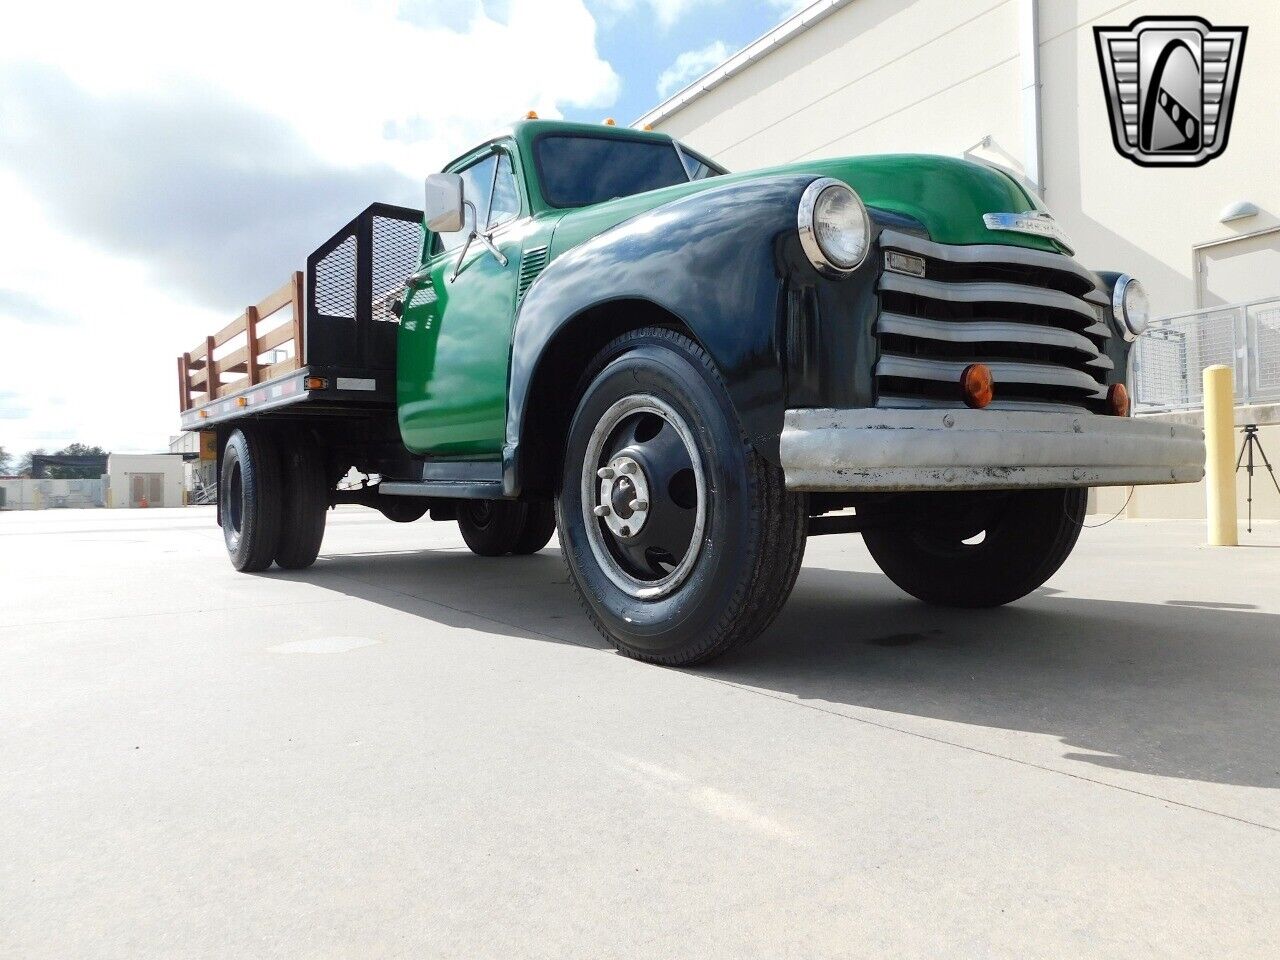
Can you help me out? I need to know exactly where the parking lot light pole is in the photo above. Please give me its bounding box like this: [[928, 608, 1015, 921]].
[[1203, 364, 1238, 546]]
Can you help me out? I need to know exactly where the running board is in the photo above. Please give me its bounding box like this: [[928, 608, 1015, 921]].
[[378, 479, 507, 500]]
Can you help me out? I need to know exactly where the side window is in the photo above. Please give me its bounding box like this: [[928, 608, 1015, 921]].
[[488, 152, 520, 228], [433, 154, 498, 255]]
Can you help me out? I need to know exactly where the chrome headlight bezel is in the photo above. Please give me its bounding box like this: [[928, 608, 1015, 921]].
[[798, 178, 871, 277], [1111, 275, 1149, 341]]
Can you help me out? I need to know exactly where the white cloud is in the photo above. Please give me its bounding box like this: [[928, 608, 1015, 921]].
[[657, 40, 729, 98], [593, 0, 717, 30], [0, 0, 620, 458]]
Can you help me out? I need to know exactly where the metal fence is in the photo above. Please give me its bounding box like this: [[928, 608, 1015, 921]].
[[1133, 296, 1280, 412]]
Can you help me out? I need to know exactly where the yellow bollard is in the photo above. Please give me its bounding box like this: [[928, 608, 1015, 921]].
[[1203, 364, 1237, 546]]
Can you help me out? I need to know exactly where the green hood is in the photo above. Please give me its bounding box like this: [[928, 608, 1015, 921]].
[[549, 153, 1059, 258]]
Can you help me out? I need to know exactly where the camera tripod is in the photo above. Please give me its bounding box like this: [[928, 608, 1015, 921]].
[[1236, 424, 1280, 533]]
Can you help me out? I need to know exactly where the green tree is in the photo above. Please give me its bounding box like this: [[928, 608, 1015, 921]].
[[18, 448, 46, 477], [0, 445, 13, 475]]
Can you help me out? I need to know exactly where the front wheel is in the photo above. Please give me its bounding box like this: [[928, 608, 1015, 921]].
[[557, 328, 807, 666], [861, 488, 1086, 607]]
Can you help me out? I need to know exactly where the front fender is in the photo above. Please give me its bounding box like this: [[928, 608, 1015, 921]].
[[505, 174, 820, 493]]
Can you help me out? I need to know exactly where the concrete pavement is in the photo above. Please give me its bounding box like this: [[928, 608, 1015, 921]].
[[2, 506, 1278, 958]]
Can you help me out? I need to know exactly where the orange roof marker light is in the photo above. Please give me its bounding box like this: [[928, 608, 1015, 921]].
[[603, 117, 616, 125], [960, 363, 995, 409], [525, 110, 539, 120], [642, 123, 654, 131]]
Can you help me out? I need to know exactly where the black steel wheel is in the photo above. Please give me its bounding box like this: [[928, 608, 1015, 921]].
[[219, 427, 283, 572], [861, 488, 1086, 607], [557, 327, 807, 666]]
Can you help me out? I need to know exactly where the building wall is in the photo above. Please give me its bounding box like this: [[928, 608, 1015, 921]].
[[105, 454, 185, 509], [650, 0, 1280, 318]]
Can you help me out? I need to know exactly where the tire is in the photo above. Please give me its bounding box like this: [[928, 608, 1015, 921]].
[[220, 427, 283, 572], [274, 436, 328, 570], [861, 488, 1086, 607], [556, 327, 807, 666], [512, 501, 556, 555]]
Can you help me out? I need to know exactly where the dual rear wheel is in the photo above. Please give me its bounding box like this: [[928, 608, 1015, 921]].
[[219, 427, 327, 572]]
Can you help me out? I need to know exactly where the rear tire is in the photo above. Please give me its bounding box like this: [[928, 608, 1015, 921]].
[[556, 327, 807, 666], [274, 437, 328, 570], [220, 427, 283, 572], [861, 488, 1085, 607]]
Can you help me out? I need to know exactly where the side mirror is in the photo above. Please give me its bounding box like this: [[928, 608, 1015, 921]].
[[425, 173, 465, 233]]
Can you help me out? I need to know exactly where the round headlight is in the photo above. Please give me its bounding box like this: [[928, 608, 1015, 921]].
[[798, 178, 870, 275], [1112, 275, 1149, 340]]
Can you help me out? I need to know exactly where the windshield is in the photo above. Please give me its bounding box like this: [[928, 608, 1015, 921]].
[[535, 134, 694, 208]]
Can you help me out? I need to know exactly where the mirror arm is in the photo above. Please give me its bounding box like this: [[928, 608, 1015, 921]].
[[449, 201, 509, 282], [477, 232, 509, 268]]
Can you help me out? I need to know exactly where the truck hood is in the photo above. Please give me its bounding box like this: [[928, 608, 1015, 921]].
[[548, 154, 1062, 259]]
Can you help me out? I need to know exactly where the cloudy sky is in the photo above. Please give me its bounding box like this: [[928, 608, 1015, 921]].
[[0, 0, 806, 460]]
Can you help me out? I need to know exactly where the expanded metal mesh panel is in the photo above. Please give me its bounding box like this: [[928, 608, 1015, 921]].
[[1249, 302, 1280, 401], [313, 235, 358, 319], [371, 215, 422, 324], [1133, 325, 1190, 408], [305, 203, 423, 371], [1135, 309, 1238, 410]]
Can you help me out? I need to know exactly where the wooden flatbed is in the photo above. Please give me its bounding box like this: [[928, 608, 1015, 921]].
[[176, 203, 421, 433]]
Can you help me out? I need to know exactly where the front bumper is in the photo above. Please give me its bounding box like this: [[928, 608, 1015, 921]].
[[780, 408, 1204, 492]]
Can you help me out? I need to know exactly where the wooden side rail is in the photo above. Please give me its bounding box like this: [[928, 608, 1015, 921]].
[[177, 272, 304, 412]]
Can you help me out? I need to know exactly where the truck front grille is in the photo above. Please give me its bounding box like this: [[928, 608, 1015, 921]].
[[875, 230, 1113, 413]]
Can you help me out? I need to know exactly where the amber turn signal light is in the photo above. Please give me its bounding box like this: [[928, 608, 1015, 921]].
[[1107, 382, 1130, 416], [961, 363, 994, 409]]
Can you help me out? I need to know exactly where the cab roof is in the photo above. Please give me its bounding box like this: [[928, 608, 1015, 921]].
[[441, 118, 675, 173]]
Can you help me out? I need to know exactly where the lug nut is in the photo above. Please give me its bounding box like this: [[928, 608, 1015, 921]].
[[593, 505, 611, 517], [617, 461, 636, 475], [597, 467, 615, 479], [629, 499, 648, 511]]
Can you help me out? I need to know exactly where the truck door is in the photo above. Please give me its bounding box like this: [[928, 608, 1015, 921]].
[[397, 145, 525, 458]]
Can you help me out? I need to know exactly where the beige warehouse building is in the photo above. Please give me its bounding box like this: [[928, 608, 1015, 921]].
[[640, 0, 1279, 520]]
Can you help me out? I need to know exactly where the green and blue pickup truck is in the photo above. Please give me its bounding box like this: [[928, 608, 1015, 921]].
[[175, 118, 1204, 665]]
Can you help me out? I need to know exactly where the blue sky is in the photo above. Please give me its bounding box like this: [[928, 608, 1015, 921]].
[[0, 0, 805, 459], [579, 0, 805, 124]]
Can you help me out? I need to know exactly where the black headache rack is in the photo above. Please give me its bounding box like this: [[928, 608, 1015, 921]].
[[178, 203, 423, 432]]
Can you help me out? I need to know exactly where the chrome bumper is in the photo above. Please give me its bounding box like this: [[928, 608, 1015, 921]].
[[780, 408, 1205, 492]]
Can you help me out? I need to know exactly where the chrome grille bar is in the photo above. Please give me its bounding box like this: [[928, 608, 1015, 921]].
[[879, 229, 1099, 288], [877, 355, 1107, 398], [879, 273, 1104, 328], [876, 313, 1114, 369]]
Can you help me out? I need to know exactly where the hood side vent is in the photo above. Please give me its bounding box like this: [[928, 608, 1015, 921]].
[[517, 245, 550, 301]]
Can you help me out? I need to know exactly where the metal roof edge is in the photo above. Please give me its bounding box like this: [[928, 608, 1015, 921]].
[[632, 0, 858, 129]]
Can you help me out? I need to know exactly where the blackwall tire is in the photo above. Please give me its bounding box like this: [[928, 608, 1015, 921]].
[[274, 436, 328, 570], [219, 427, 283, 572], [556, 327, 807, 666], [512, 501, 556, 555], [862, 488, 1086, 608]]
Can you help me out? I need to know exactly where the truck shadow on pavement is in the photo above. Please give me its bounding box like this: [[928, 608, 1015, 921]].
[[292, 548, 1280, 791]]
